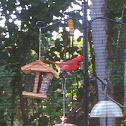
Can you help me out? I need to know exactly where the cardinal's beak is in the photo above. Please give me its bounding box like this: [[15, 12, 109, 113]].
[[79, 61, 83, 65]]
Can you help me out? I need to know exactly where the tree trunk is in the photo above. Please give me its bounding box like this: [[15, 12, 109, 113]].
[[89, 0, 116, 126], [0, 88, 5, 126], [20, 95, 29, 124]]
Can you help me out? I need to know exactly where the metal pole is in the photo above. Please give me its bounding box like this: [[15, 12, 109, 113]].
[[124, 49, 126, 110], [82, 1, 89, 126], [62, 77, 66, 118]]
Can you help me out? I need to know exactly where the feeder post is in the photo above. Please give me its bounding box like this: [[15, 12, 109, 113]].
[[33, 72, 41, 93], [124, 49, 126, 110], [82, 1, 89, 126]]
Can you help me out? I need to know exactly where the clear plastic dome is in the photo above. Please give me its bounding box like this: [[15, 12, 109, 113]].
[[90, 101, 123, 117]]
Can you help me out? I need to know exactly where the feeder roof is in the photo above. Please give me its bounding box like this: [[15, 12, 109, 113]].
[[21, 60, 59, 78]]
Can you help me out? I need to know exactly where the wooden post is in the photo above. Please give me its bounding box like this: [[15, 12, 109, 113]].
[[33, 72, 41, 93]]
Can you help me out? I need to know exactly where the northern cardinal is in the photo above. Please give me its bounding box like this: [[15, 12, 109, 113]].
[[46, 55, 83, 72]]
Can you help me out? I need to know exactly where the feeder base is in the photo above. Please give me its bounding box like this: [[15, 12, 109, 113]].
[[22, 91, 48, 100], [53, 124, 76, 126]]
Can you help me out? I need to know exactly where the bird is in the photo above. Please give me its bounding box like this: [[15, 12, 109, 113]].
[[45, 55, 83, 72]]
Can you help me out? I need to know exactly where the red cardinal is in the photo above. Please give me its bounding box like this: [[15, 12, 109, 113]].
[[46, 55, 83, 72]]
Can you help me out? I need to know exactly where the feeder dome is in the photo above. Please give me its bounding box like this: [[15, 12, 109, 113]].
[[90, 101, 123, 117]]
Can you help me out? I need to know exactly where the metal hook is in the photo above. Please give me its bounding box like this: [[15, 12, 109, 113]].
[[36, 21, 45, 28]]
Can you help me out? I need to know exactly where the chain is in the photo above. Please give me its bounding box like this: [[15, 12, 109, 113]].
[[61, 77, 66, 118]]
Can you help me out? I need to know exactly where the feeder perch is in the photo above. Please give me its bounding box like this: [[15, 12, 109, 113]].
[[21, 60, 59, 99]]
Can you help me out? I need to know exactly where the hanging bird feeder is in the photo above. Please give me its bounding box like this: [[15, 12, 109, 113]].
[[21, 60, 59, 99], [21, 21, 59, 99]]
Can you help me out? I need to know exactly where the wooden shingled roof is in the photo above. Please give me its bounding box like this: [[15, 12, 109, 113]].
[[21, 60, 59, 78]]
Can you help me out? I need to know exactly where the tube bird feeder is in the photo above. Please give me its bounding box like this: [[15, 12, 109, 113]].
[[68, 16, 74, 36], [21, 60, 59, 99]]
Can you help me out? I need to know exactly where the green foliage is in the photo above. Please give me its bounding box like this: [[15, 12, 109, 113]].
[[120, 119, 126, 126], [107, 59, 124, 87], [0, 66, 15, 90], [0, 65, 15, 125], [107, 0, 126, 125]]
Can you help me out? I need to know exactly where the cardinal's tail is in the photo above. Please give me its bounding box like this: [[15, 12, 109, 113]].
[[45, 60, 59, 66]]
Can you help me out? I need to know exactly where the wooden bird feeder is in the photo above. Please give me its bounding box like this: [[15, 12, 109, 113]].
[[21, 60, 59, 99]]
